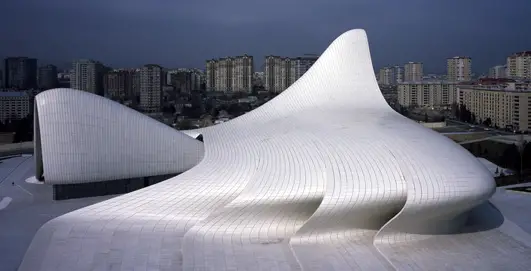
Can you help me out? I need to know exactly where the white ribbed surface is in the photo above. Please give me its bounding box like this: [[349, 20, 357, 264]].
[[19, 29, 530, 271], [34, 89, 204, 184]]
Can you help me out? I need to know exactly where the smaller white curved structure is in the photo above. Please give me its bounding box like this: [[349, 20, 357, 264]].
[[19, 29, 531, 271], [34, 89, 204, 184]]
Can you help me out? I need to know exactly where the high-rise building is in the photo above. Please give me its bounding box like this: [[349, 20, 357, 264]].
[[506, 51, 531, 79], [71, 59, 105, 95], [458, 82, 531, 131], [378, 67, 395, 85], [139, 64, 163, 112], [205, 60, 217, 91], [3, 57, 38, 90], [190, 69, 203, 91], [0, 91, 31, 121], [38, 65, 58, 90], [488, 65, 507, 79], [393, 65, 404, 84], [398, 81, 459, 107], [231, 55, 253, 92], [447, 56, 472, 82], [253, 72, 264, 88], [215, 58, 232, 92], [170, 71, 193, 94], [264, 56, 294, 93], [132, 69, 141, 99], [291, 55, 319, 80], [404, 62, 423, 82], [264, 55, 320, 93], [103, 70, 135, 100], [205, 55, 253, 92]]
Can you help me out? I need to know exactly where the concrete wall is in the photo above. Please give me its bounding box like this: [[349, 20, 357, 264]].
[[421, 122, 446, 129], [0, 142, 33, 157], [0, 133, 14, 145]]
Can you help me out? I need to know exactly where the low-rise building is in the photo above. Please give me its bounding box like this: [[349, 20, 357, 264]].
[[398, 81, 458, 107], [0, 92, 31, 122], [457, 82, 531, 132]]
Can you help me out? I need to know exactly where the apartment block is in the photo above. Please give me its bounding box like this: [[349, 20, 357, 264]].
[[71, 59, 105, 95], [263, 55, 319, 93], [398, 81, 458, 107], [38, 64, 58, 90], [404, 62, 423, 82], [103, 70, 135, 100], [139, 64, 163, 112], [170, 71, 193, 94], [507, 51, 531, 79], [0, 92, 31, 122], [393, 65, 404, 83], [264, 56, 293, 93], [447, 56, 472, 82], [379, 67, 395, 85], [3, 57, 38, 90], [489, 65, 507, 79], [291, 55, 319, 80], [458, 82, 531, 131], [205, 55, 253, 92]]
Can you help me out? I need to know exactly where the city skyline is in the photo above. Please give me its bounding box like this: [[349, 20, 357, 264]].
[[2, 0, 531, 73]]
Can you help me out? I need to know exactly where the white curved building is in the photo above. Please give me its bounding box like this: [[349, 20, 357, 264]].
[[19, 29, 531, 271], [34, 89, 204, 184]]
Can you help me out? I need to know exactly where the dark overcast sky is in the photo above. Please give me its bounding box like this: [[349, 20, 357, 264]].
[[1, 0, 531, 73]]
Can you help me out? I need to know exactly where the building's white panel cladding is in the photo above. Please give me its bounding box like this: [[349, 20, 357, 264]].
[[34, 88, 204, 184]]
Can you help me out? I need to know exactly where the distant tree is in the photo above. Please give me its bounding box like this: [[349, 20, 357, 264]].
[[181, 106, 203, 119], [483, 118, 492, 127], [453, 103, 460, 119], [176, 119, 193, 130], [424, 113, 429, 122], [12, 115, 33, 143], [502, 143, 520, 171]]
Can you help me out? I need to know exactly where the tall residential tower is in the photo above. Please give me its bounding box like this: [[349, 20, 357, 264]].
[[205, 55, 253, 92], [447, 56, 472, 82], [71, 59, 105, 95]]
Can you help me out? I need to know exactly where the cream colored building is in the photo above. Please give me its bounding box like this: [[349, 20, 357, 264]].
[[507, 51, 531, 79], [264, 56, 296, 93], [205, 55, 253, 92], [447, 56, 472, 82], [398, 81, 458, 107], [458, 82, 531, 131], [264, 55, 318, 93], [378, 67, 394, 85], [404, 62, 423, 82]]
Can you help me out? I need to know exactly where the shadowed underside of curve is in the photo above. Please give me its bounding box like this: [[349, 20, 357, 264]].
[[18, 29, 519, 271]]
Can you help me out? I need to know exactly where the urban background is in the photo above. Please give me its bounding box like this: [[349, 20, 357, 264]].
[[1, 50, 531, 184]]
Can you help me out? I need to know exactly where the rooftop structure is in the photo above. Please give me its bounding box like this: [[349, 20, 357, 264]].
[[14, 29, 531, 270]]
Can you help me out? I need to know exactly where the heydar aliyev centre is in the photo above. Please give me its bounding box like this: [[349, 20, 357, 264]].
[[18, 29, 531, 270]]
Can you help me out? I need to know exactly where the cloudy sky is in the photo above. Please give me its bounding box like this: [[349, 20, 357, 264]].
[[1, 0, 530, 73]]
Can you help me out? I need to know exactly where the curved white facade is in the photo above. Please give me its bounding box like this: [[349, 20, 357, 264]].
[[19, 29, 528, 271], [33, 89, 205, 184]]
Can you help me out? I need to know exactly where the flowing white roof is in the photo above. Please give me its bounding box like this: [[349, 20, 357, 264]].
[[20, 29, 531, 271]]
